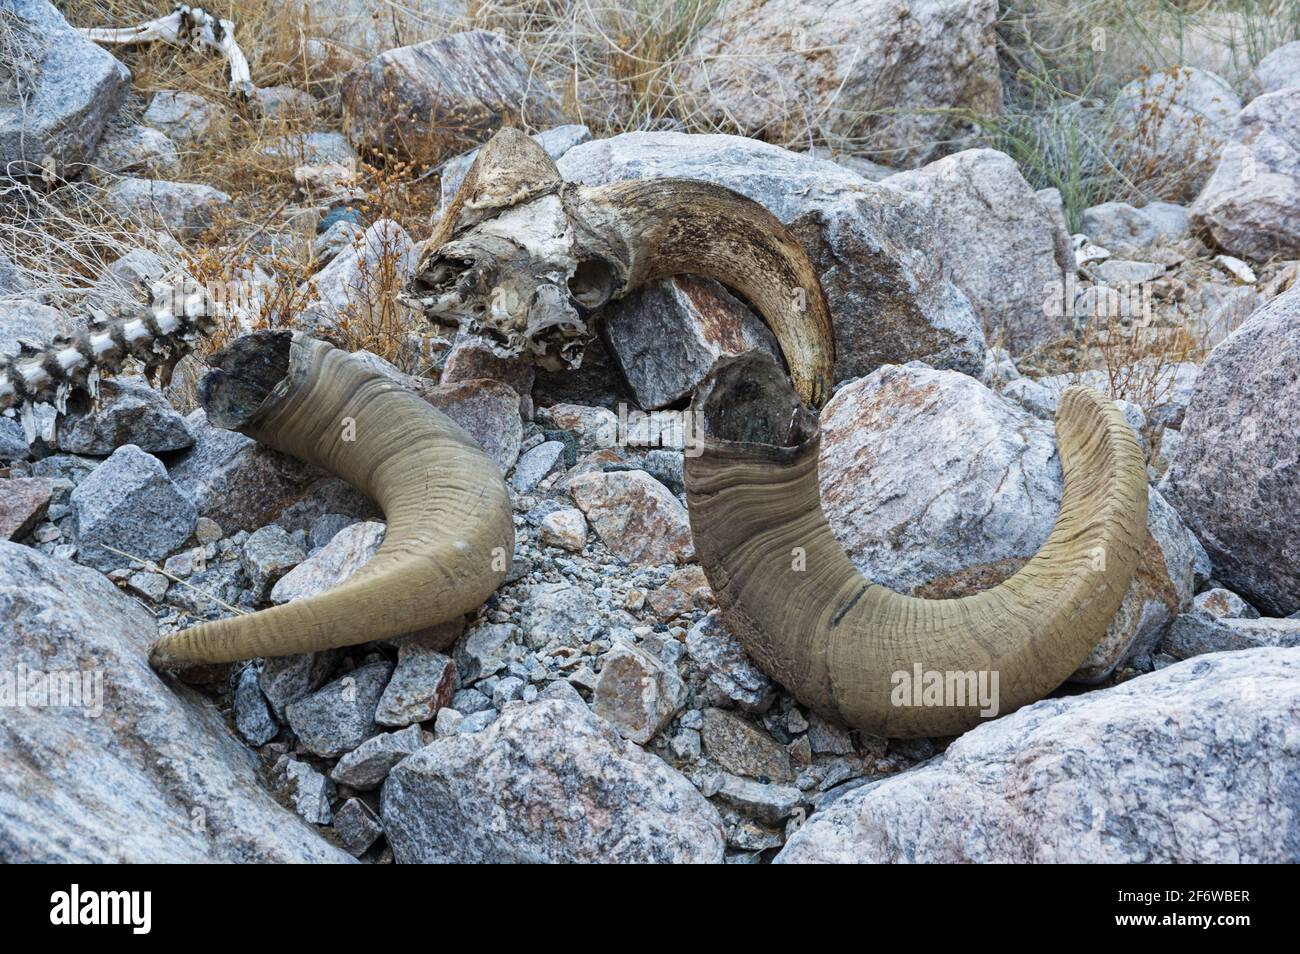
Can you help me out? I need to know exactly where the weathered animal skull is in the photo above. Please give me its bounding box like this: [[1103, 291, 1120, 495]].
[[403, 131, 604, 371]]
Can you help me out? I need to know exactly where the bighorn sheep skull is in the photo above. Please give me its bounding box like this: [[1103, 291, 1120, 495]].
[[403, 129, 836, 406]]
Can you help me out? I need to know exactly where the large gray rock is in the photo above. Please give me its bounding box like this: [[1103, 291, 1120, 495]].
[[603, 275, 781, 409], [1114, 66, 1241, 199], [169, 409, 320, 532], [884, 149, 1073, 353], [0, 543, 350, 862], [381, 698, 725, 862], [104, 178, 232, 238], [677, 0, 1001, 167], [0, 0, 131, 175], [1190, 87, 1300, 261], [819, 363, 1198, 680], [1161, 287, 1300, 616], [70, 444, 197, 571], [777, 648, 1300, 863], [341, 30, 563, 165], [1243, 41, 1300, 102], [558, 132, 987, 382], [1161, 613, 1300, 659], [56, 376, 194, 455]]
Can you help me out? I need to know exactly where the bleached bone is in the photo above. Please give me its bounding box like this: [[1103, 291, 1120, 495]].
[[78, 5, 254, 98]]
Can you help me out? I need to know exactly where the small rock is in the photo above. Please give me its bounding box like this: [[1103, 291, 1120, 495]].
[[592, 640, 686, 744], [271, 521, 384, 604], [456, 709, 497, 734], [375, 643, 457, 727], [1081, 201, 1190, 255], [647, 565, 711, 620], [425, 378, 522, 474], [603, 275, 780, 409], [143, 90, 224, 144], [713, 773, 803, 825], [569, 470, 694, 565], [284, 660, 393, 758], [330, 723, 425, 790], [0, 477, 52, 540], [70, 445, 197, 571], [91, 121, 179, 178], [433, 707, 463, 737], [511, 441, 565, 494], [241, 525, 305, 601], [308, 513, 355, 551], [537, 507, 587, 552], [284, 759, 334, 825], [700, 708, 794, 782], [233, 666, 278, 746], [125, 570, 168, 602], [105, 177, 232, 238], [685, 611, 776, 713], [259, 651, 342, 720], [1193, 588, 1260, 620], [56, 377, 194, 455], [456, 622, 517, 682], [491, 675, 525, 708], [1214, 255, 1257, 285], [332, 798, 383, 857], [253, 84, 315, 120], [671, 728, 702, 761], [806, 713, 855, 756], [521, 581, 598, 649]]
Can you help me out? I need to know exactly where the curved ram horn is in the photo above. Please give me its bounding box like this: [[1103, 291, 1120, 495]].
[[148, 331, 514, 668], [566, 179, 836, 407], [684, 351, 1149, 738]]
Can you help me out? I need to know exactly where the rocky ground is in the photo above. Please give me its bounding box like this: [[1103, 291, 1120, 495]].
[[1, 0, 1298, 863]]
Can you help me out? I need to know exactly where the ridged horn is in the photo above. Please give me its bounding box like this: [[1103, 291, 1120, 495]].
[[148, 331, 514, 668], [567, 179, 837, 407], [684, 351, 1149, 738]]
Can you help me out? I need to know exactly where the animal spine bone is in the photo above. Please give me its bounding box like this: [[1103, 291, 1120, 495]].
[[78, 5, 254, 98], [0, 294, 215, 433], [148, 331, 514, 668]]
